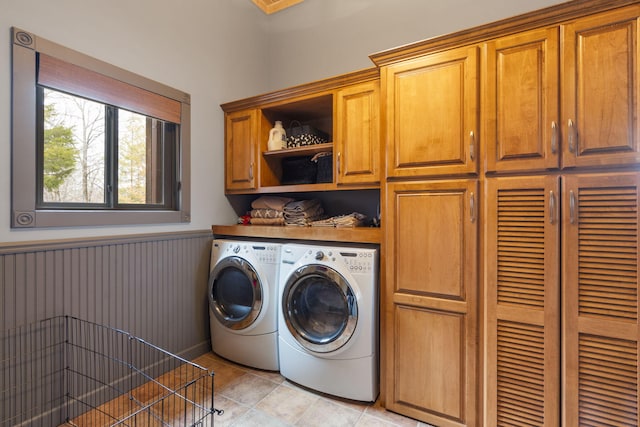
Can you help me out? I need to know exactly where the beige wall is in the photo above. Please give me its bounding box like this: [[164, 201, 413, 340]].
[[263, 0, 570, 89], [0, 0, 569, 243]]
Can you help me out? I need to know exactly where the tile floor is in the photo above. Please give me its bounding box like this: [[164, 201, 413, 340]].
[[192, 352, 433, 427]]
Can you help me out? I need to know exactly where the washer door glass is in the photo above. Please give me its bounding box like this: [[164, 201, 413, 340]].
[[209, 256, 262, 330], [283, 264, 357, 353]]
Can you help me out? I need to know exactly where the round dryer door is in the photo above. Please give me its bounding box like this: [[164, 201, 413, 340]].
[[282, 264, 357, 353], [209, 257, 262, 330]]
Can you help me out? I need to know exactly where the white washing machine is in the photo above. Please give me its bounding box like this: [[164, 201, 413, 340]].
[[278, 243, 379, 402], [208, 239, 280, 371]]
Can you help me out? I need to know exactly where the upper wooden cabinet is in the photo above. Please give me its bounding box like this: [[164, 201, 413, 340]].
[[335, 80, 380, 185], [221, 68, 380, 194], [561, 5, 640, 169], [381, 45, 479, 178], [484, 27, 560, 172], [484, 5, 640, 173], [224, 109, 258, 191]]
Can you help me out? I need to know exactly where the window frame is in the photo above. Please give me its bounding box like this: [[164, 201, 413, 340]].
[[11, 27, 191, 228]]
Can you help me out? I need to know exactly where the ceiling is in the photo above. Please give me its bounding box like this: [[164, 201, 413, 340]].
[[251, 0, 304, 14]]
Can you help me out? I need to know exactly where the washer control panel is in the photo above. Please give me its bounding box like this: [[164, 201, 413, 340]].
[[339, 250, 376, 273]]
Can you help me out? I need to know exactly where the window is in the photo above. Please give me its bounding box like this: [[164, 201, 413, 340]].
[[11, 27, 191, 228]]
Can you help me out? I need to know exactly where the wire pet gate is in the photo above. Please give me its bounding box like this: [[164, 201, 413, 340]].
[[1, 316, 221, 426]]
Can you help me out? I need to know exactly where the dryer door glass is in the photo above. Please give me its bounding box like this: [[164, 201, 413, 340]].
[[283, 265, 357, 353], [209, 257, 262, 330]]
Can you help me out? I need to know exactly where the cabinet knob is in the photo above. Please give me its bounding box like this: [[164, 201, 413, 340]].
[[549, 190, 556, 224], [337, 152, 341, 175]]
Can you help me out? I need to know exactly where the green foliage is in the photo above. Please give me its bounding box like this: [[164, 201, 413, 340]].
[[43, 104, 77, 193]]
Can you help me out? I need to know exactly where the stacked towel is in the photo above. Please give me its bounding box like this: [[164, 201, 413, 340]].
[[284, 199, 326, 226], [310, 212, 367, 228], [249, 196, 293, 225]]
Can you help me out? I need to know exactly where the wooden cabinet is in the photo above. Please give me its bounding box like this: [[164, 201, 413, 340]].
[[484, 6, 640, 173], [561, 6, 640, 169], [221, 69, 380, 194], [383, 179, 478, 427], [382, 45, 479, 178], [563, 172, 640, 426], [485, 175, 561, 426], [484, 27, 560, 172], [335, 80, 380, 185], [485, 172, 640, 426], [224, 109, 258, 191]]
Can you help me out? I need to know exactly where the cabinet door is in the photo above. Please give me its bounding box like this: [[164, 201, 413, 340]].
[[485, 176, 560, 426], [484, 27, 560, 172], [225, 109, 257, 191], [563, 172, 640, 426], [383, 179, 478, 426], [382, 45, 479, 178], [335, 81, 380, 185], [562, 5, 640, 168]]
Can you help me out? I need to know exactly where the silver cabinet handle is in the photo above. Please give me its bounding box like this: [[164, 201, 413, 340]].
[[337, 152, 341, 175], [470, 192, 476, 223], [569, 190, 576, 224], [551, 121, 558, 154], [568, 119, 576, 153], [469, 131, 475, 161], [549, 190, 556, 224], [249, 162, 254, 180]]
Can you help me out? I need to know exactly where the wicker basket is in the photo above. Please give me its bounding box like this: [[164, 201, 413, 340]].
[[281, 156, 318, 185]]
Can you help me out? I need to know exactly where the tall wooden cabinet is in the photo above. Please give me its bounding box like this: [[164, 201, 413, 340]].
[[372, 1, 640, 426], [379, 42, 481, 426], [384, 179, 478, 427], [482, 4, 640, 426]]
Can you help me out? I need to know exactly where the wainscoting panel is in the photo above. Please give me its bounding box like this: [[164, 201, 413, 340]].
[[0, 230, 213, 358]]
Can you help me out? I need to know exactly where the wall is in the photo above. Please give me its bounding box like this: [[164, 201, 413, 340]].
[[1, 231, 213, 357], [0, 0, 269, 243], [263, 0, 570, 89]]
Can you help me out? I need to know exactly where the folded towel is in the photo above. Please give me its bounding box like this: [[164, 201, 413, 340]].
[[250, 209, 284, 219], [284, 199, 321, 213], [310, 212, 366, 228], [251, 196, 294, 211]]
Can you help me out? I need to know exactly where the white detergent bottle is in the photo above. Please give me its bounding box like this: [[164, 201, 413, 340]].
[[268, 121, 287, 151]]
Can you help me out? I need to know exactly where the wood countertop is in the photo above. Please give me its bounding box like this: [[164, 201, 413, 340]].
[[211, 224, 381, 244]]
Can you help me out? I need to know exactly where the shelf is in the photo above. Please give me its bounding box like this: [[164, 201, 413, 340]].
[[263, 143, 333, 159], [212, 224, 381, 244]]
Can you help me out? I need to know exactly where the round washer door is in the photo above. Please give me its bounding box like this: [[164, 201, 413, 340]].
[[282, 264, 357, 353], [208, 256, 263, 330]]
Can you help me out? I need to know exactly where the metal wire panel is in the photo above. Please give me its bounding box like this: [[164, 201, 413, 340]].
[[1, 316, 218, 426]]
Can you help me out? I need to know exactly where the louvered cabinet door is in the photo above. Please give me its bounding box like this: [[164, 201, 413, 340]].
[[563, 172, 640, 426], [485, 176, 560, 426]]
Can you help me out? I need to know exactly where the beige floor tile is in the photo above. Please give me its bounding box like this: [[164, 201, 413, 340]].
[[255, 383, 320, 424], [209, 394, 251, 427], [364, 400, 420, 427], [356, 414, 404, 427], [231, 408, 293, 426], [219, 372, 280, 406], [295, 398, 362, 427]]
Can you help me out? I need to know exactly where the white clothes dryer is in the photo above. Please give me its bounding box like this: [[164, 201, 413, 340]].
[[278, 243, 379, 401], [208, 239, 280, 371]]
